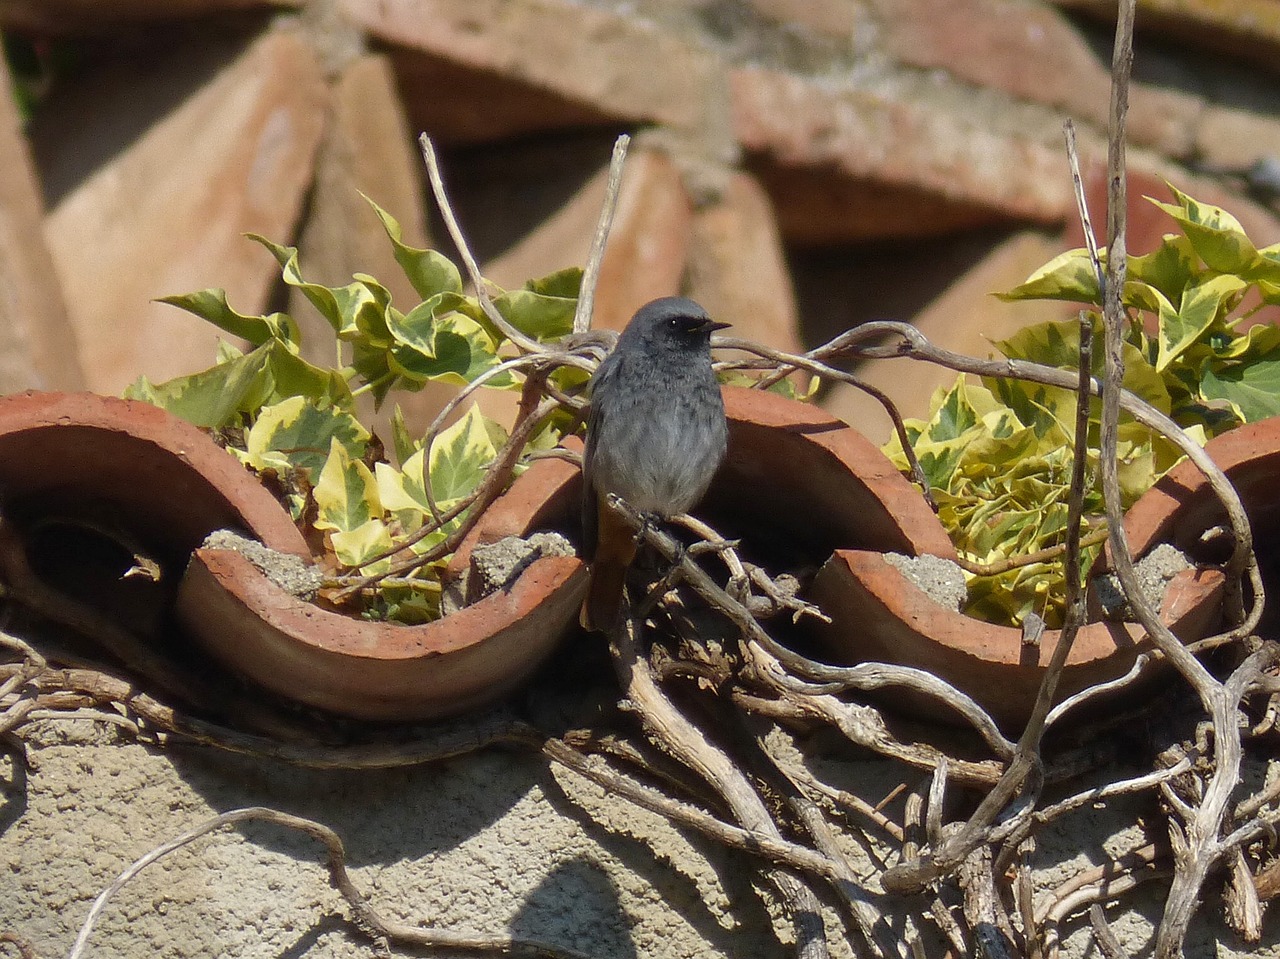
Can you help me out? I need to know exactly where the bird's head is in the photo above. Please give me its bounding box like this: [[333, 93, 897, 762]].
[[620, 297, 730, 352]]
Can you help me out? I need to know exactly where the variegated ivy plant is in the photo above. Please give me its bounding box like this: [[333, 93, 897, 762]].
[[885, 185, 1280, 629], [126, 199, 581, 623]]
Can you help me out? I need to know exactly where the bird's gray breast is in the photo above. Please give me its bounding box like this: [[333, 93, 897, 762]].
[[590, 360, 727, 516]]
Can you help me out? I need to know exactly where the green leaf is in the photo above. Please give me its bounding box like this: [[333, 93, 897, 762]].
[[389, 405, 420, 465], [263, 343, 354, 408], [349, 340, 399, 407], [249, 234, 391, 341], [125, 346, 272, 428], [239, 396, 368, 477], [314, 438, 381, 533], [330, 518, 395, 568], [524, 267, 583, 299], [996, 248, 1099, 304], [1259, 279, 1280, 307], [1127, 233, 1199, 303], [493, 288, 577, 340], [375, 454, 428, 522], [387, 299, 509, 387], [364, 195, 463, 300], [1157, 274, 1246, 372], [991, 316, 1170, 414], [428, 405, 508, 507], [215, 339, 245, 363], [157, 289, 300, 348], [1199, 324, 1280, 423], [1147, 185, 1259, 275]]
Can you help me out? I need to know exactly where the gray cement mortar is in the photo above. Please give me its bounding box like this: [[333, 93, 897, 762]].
[[3, 715, 1276, 957]]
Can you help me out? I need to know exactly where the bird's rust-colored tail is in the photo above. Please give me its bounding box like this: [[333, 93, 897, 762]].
[[581, 500, 637, 633]]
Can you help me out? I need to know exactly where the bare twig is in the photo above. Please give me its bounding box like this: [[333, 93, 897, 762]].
[[543, 738, 850, 885], [573, 135, 631, 335], [882, 168, 1101, 891], [1088, 904, 1132, 959], [609, 614, 834, 959], [0, 933, 36, 959], [419, 135, 543, 356], [952, 526, 1108, 578], [68, 806, 598, 959]]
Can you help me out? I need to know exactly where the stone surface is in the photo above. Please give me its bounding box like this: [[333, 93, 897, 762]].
[[202, 529, 324, 598], [0, 722, 789, 958], [1050, 0, 1280, 68], [884, 551, 967, 611], [871, 0, 1202, 157], [36, 25, 326, 393], [685, 169, 806, 353], [385, 45, 621, 146], [753, 160, 1014, 243], [0, 55, 82, 392], [0, 0, 288, 30], [1193, 103, 1280, 179], [748, 0, 863, 38], [345, 0, 723, 137], [1, 712, 1263, 958], [729, 64, 1074, 227], [287, 53, 428, 350]]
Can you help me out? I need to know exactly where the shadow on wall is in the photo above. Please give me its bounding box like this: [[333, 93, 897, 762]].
[[537, 762, 777, 957], [510, 859, 638, 959], [165, 745, 541, 866]]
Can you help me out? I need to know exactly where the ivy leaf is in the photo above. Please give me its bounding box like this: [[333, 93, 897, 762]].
[[387, 299, 508, 387], [1199, 324, 1280, 423], [524, 267, 583, 299], [429, 405, 508, 508], [215, 339, 245, 363], [991, 316, 1171, 414], [1259, 279, 1280, 306], [389, 405, 420, 466], [330, 519, 395, 569], [349, 274, 395, 345], [493, 287, 577, 341], [239, 396, 368, 477], [349, 340, 399, 407], [1127, 233, 1199, 303], [1157, 274, 1246, 372], [1147, 185, 1259, 275], [364, 195, 463, 300], [996, 249, 1099, 304], [1255, 243, 1280, 289], [157, 289, 300, 348], [313, 438, 381, 533], [263, 343, 354, 409], [923, 377, 989, 441], [124, 346, 272, 428], [249, 234, 391, 341]]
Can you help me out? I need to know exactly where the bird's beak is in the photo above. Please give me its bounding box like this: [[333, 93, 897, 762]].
[[701, 320, 732, 334]]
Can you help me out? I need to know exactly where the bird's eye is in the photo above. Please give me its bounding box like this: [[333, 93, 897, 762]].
[[668, 317, 681, 330]]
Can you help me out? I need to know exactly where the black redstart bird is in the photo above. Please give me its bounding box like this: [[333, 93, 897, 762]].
[[580, 297, 730, 632]]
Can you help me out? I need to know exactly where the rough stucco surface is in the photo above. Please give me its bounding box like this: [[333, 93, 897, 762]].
[[1, 718, 1276, 957]]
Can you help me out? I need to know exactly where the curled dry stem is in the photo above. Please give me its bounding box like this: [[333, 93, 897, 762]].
[[607, 614, 834, 959], [68, 805, 599, 959]]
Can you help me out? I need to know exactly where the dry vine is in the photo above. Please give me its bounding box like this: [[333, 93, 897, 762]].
[[3, 5, 1280, 957]]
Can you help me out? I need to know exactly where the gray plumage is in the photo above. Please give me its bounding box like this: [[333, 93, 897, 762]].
[[581, 298, 729, 631]]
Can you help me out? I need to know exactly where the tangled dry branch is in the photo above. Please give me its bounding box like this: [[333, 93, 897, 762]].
[[3, 4, 1280, 956]]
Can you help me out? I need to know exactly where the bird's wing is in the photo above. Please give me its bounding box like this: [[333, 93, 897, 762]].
[[580, 351, 621, 560]]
